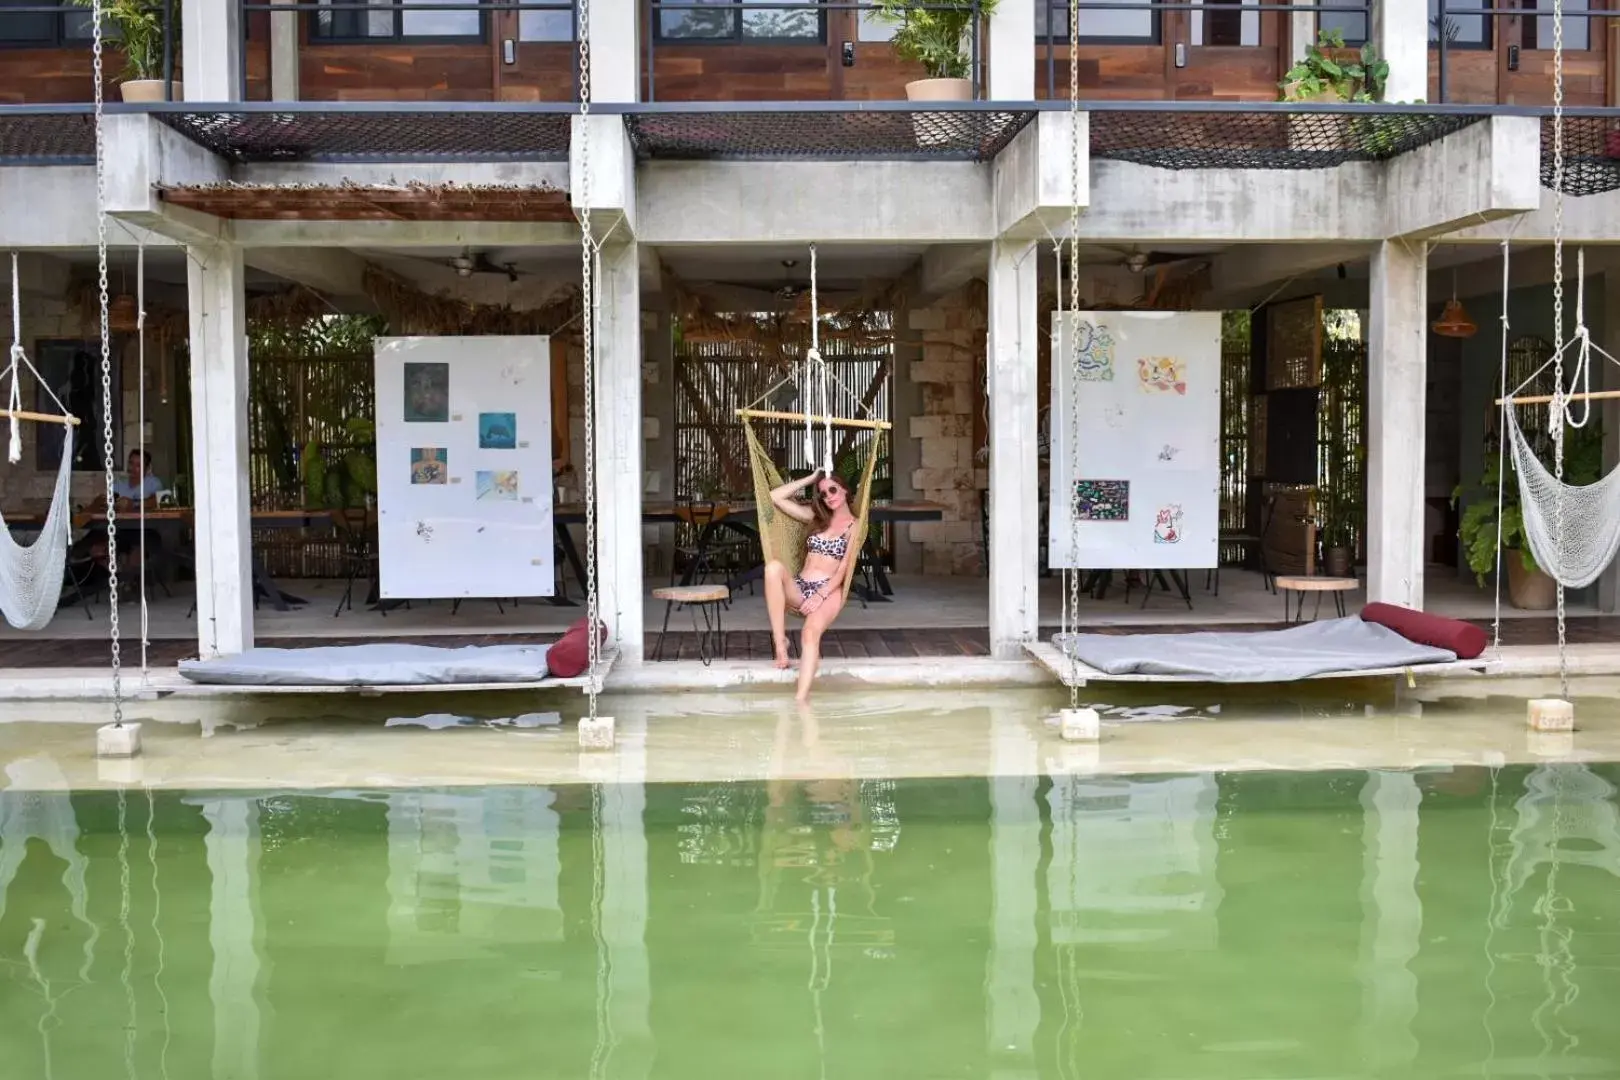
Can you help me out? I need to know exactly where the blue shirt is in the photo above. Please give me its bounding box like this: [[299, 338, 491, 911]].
[[113, 475, 162, 502]]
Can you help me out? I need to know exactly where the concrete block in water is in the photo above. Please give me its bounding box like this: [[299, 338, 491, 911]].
[[578, 715, 616, 750], [97, 722, 142, 758], [1527, 698, 1574, 733]]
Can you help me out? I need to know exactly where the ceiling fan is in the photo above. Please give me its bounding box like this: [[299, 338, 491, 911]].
[[1082, 245, 1221, 275], [433, 247, 528, 283]]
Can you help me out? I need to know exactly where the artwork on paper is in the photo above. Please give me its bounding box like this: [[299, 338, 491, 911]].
[[476, 470, 520, 502], [403, 362, 450, 422], [1071, 319, 1116, 382], [1152, 504, 1185, 545], [1137, 356, 1188, 396], [410, 447, 448, 485], [479, 412, 517, 450], [1157, 444, 1181, 463], [416, 521, 435, 545], [1073, 480, 1130, 523]]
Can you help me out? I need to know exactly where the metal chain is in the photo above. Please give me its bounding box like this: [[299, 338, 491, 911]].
[[93, 0, 123, 724], [1551, 0, 1568, 700], [1065, 0, 1081, 710], [577, 0, 599, 720]]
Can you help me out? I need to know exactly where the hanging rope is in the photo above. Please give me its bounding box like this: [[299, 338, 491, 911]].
[[577, 0, 600, 717], [799, 244, 833, 476], [92, 0, 124, 722], [1492, 239, 1510, 652], [1064, 0, 1082, 710], [8, 252, 23, 465], [137, 243, 149, 683], [1551, 0, 1568, 701]]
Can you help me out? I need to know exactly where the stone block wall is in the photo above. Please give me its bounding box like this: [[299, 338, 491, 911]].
[[904, 285, 987, 576]]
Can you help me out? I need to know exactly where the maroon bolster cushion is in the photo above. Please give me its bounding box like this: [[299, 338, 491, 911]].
[[548, 617, 607, 679], [1360, 602, 1487, 660]]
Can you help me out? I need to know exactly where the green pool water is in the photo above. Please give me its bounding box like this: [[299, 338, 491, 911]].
[[3, 764, 1619, 1079]]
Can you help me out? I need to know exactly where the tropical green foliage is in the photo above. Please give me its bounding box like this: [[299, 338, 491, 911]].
[[1280, 29, 1389, 102], [71, 0, 174, 81], [872, 0, 999, 80], [301, 415, 378, 510], [1455, 421, 1604, 584]]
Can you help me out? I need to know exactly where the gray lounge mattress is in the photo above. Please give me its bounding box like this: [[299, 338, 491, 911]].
[[178, 642, 551, 686], [1053, 617, 1457, 683]]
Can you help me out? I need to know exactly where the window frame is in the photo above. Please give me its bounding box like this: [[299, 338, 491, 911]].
[[1429, 0, 1495, 52], [306, 1, 489, 46], [1316, 0, 1370, 48], [651, 0, 828, 44], [1518, 0, 1597, 53], [1035, 0, 1163, 48], [0, 0, 96, 50]]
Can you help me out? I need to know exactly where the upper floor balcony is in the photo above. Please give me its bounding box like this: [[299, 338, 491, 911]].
[[0, 0, 1614, 107]]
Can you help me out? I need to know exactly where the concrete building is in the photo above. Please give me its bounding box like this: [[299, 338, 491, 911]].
[[1, 0, 1618, 676]]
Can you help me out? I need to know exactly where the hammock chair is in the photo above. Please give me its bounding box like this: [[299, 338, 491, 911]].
[[735, 244, 890, 608], [0, 252, 79, 631]]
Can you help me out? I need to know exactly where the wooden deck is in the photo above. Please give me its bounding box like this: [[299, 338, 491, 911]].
[[3, 616, 1618, 669]]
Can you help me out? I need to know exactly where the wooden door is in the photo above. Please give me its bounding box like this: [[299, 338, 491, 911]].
[[1164, 0, 1285, 101], [1498, 0, 1610, 105], [491, 3, 577, 101], [835, 6, 916, 99]]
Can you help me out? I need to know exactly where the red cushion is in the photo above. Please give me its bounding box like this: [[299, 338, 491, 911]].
[[1360, 602, 1487, 660], [548, 617, 607, 679]]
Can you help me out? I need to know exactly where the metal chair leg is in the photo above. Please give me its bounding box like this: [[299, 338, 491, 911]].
[[653, 599, 675, 660]]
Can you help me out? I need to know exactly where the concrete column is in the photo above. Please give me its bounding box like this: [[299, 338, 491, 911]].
[[642, 306, 675, 577], [201, 797, 263, 1080], [987, 239, 1039, 658], [1356, 771, 1422, 1074], [181, 0, 243, 102], [1366, 240, 1427, 610], [892, 302, 924, 575], [1599, 271, 1620, 613], [595, 240, 644, 660], [987, 715, 1041, 1079], [186, 245, 254, 658], [1372, 0, 1427, 103], [987, 0, 1035, 100], [1290, 9, 1316, 62], [586, 0, 639, 102], [269, 0, 300, 101]]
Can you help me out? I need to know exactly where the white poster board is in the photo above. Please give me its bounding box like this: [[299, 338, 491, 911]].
[[1047, 311, 1221, 570], [374, 336, 554, 599]]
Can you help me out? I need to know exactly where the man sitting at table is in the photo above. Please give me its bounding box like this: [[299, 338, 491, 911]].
[[63, 450, 165, 599]]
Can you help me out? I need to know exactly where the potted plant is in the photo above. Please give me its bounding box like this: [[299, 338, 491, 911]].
[[872, 0, 998, 103], [73, 0, 180, 102], [1455, 420, 1602, 610], [1280, 29, 1388, 103]]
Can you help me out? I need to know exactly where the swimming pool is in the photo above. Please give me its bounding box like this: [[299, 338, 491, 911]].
[[2, 692, 1619, 1078]]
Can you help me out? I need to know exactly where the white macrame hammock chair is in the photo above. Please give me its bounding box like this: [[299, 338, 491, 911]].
[[1499, 250, 1620, 592], [0, 252, 78, 631]]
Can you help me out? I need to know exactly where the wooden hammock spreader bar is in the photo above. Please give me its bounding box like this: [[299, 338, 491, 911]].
[[1496, 390, 1620, 406], [735, 408, 891, 431], [0, 408, 79, 426]]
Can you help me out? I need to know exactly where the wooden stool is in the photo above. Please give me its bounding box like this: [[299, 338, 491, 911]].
[[1275, 575, 1358, 624], [652, 584, 731, 665]]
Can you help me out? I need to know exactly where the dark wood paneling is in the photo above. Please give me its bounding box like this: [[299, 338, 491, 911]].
[[301, 44, 495, 100], [0, 48, 114, 104]]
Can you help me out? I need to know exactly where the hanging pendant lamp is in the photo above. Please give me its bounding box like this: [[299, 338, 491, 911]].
[[108, 293, 140, 333], [1432, 268, 1477, 339]]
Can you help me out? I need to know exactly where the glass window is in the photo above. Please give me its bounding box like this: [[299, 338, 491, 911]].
[[1429, 0, 1491, 49], [857, 10, 894, 41], [1319, 0, 1368, 45], [658, 0, 822, 41], [313, 0, 482, 41], [401, 0, 479, 37], [519, 3, 575, 42], [1190, 0, 1258, 47], [1037, 0, 1157, 44], [0, 0, 74, 46], [1524, 0, 1589, 51]]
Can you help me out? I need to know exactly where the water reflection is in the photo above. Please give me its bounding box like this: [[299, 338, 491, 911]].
[[0, 761, 1617, 1078]]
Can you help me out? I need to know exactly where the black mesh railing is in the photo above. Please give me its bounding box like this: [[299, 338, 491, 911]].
[[149, 103, 575, 163], [1541, 115, 1620, 198], [1082, 102, 1485, 170], [618, 103, 1031, 161], [0, 107, 96, 165]]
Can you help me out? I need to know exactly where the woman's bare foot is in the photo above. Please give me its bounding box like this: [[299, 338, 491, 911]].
[[773, 635, 792, 670]]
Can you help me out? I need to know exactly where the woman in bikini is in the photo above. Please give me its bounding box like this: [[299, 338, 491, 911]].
[[763, 469, 860, 703]]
